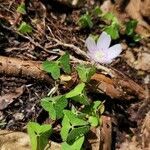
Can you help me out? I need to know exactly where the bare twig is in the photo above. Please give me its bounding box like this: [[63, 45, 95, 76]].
[[47, 36, 88, 59]]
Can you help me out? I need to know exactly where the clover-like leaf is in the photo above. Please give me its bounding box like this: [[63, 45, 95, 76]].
[[18, 22, 32, 34], [61, 136, 85, 150], [78, 13, 93, 28], [104, 23, 119, 40], [125, 19, 138, 36], [63, 110, 88, 126], [76, 64, 96, 82], [67, 126, 89, 143], [42, 60, 60, 80], [41, 96, 68, 120], [65, 83, 85, 98], [103, 12, 118, 24], [41, 100, 56, 120], [92, 6, 102, 17], [17, 2, 26, 14], [71, 92, 90, 105], [60, 115, 71, 141], [27, 122, 52, 150], [59, 52, 71, 74]]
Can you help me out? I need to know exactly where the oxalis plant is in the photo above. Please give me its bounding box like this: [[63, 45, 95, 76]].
[[78, 6, 141, 42], [27, 32, 122, 150]]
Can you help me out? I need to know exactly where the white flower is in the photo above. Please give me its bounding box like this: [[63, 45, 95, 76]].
[[85, 32, 122, 64]]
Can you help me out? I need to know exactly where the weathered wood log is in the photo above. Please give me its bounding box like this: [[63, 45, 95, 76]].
[[0, 56, 146, 100], [0, 56, 53, 83]]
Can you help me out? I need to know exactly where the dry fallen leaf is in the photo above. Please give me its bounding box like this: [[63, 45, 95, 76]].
[[0, 130, 61, 150], [0, 130, 30, 150], [0, 86, 25, 110], [124, 51, 150, 72]]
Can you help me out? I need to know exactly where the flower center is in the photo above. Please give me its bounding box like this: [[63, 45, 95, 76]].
[[95, 50, 104, 59]]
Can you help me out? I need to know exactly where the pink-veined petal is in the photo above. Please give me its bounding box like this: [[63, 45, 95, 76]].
[[85, 36, 97, 52], [97, 32, 111, 51], [107, 44, 122, 60]]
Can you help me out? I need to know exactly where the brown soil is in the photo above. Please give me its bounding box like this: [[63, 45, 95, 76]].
[[0, 0, 149, 149]]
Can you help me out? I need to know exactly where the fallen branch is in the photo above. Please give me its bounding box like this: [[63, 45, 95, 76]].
[[0, 56, 146, 100], [0, 56, 53, 83]]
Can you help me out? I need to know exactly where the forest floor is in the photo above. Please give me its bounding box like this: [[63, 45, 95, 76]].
[[0, 0, 150, 149]]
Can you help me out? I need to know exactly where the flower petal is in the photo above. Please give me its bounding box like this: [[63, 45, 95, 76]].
[[85, 36, 97, 52], [98, 57, 113, 64], [97, 32, 111, 51], [107, 44, 122, 60]]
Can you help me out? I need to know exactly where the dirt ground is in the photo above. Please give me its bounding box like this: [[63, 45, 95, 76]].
[[0, 0, 149, 149]]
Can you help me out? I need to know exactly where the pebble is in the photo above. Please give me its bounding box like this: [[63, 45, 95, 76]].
[[13, 113, 24, 121]]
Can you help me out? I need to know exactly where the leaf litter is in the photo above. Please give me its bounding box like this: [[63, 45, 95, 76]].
[[0, 0, 150, 149]]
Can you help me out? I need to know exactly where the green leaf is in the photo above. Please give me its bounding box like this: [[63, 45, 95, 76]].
[[104, 23, 119, 40], [38, 124, 52, 134], [61, 110, 89, 143], [63, 110, 88, 126], [103, 12, 118, 24], [27, 122, 52, 150], [42, 60, 60, 80], [67, 126, 89, 143], [88, 116, 99, 127], [125, 19, 138, 36], [27, 122, 38, 150], [61, 136, 85, 150], [76, 64, 96, 82], [92, 6, 102, 17], [54, 96, 68, 119], [61, 115, 71, 141], [41, 100, 56, 120], [17, 2, 26, 14], [133, 34, 141, 42], [92, 101, 101, 112], [65, 83, 85, 98], [18, 22, 32, 34], [59, 53, 71, 74], [81, 100, 104, 116], [78, 13, 93, 28], [71, 92, 90, 105], [41, 96, 68, 120]]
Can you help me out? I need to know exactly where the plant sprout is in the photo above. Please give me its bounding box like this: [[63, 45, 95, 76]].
[[85, 32, 122, 64]]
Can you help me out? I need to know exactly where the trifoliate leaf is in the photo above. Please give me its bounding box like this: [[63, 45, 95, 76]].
[[41, 96, 67, 120], [55, 96, 68, 119], [133, 34, 141, 42], [78, 13, 93, 28], [59, 53, 71, 74], [42, 60, 60, 80], [27, 122, 52, 150], [92, 6, 102, 17], [17, 2, 26, 14], [103, 12, 118, 24], [65, 83, 85, 98], [76, 64, 96, 82], [125, 19, 138, 36], [18, 22, 32, 34], [63, 110, 88, 126], [67, 126, 90, 143], [71, 92, 90, 105], [61, 136, 85, 150], [81, 100, 104, 116], [61, 115, 71, 141], [104, 23, 119, 40], [41, 100, 56, 120]]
